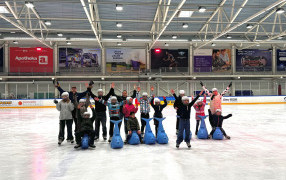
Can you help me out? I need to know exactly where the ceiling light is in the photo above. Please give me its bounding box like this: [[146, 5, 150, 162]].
[[280, 76, 283, 79], [178, 11, 193, 18], [172, 35, 177, 39], [13, 41, 18, 44], [193, 77, 196, 79], [226, 35, 232, 39], [238, 76, 241, 79], [116, 22, 122, 28], [164, 43, 169, 46], [101, 77, 105, 80], [10, 32, 16, 34], [117, 42, 122, 46], [57, 33, 63, 37], [116, 4, 123, 11], [211, 43, 216, 46], [276, 8, 285, 14], [44, 20, 51, 26], [117, 34, 122, 38], [0, 6, 10, 14], [246, 24, 253, 29], [66, 41, 71, 45], [277, 36, 283, 40], [182, 23, 188, 28], [25, 2, 34, 8], [256, 44, 260, 46], [198, 6, 206, 13]]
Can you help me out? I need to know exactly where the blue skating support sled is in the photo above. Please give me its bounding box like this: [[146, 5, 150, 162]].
[[110, 120, 124, 149], [81, 134, 89, 149], [125, 118, 140, 145], [142, 118, 156, 144], [154, 117, 168, 144], [197, 115, 209, 139], [212, 127, 224, 140]]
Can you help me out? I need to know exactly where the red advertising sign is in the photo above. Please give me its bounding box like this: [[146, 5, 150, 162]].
[[10, 47, 53, 73]]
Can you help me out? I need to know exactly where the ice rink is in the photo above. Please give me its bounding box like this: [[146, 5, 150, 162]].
[[0, 104, 286, 180]]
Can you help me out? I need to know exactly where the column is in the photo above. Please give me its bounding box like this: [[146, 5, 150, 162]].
[[146, 47, 151, 71], [272, 46, 276, 75], [53, 43, 58, 74], [231, 45, 236, 74], [102, 47, 106, 75], [189, 44, 193, 76], [4, 42, 9, 73]]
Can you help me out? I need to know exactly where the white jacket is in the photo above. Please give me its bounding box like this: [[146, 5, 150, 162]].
[[56, 100, 74, 120]]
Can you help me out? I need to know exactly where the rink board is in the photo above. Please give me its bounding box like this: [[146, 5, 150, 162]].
[[0, 96, 286, 108]]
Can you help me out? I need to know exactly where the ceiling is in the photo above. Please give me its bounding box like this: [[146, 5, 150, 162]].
[[0, 0, 286, 49]]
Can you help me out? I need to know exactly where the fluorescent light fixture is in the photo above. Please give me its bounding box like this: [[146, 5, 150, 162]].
[[193, 77, 196, 79], [211, 43, 216, 46], [198, 6, 206, 13], [178, 11, 193, 18], [44, 20, 51, 26], [66, 41, 71, 45], [0, 78, 2, 81], [116, 4, 123, 11], [13, 41, 18, 44], [25, 1, 34, 8], [256, 44, 260, 46], [116, 22, 122, 28], [280, 76, 283, 79], [117, 34, 122, 38], [10, 31, 16, 34], [0, 6, 10, 14], [117, 42, 122, 46], [276, 8, 285, 14], [172, 35, 177, 39], [57, 33, 63, 37], [238, 76, 241, 79], [277, 36, 283, 40], [165, 43, 169, 46], [101, 77, 105, 80], [182, 23, 188, 28], [246, 24, 253, 29], [226, 35, 232, 39]]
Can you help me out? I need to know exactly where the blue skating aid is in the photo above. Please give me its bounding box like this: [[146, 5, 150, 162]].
[[141, 118, 156, 145], [81, 134, 89, 149], [197, 115, 209, 139], [110, 120, 124, 149], [154, 117, 168, 144], [212, 127, 224, 140], [125, 118, 140, 145], [177, 116, 192, 141]]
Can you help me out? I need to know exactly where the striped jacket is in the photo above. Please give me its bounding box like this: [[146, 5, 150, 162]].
[[101, 100, 124, 118], [136, 93, 152, 114]]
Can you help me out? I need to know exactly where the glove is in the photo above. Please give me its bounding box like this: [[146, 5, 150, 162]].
[[228, 82, 232, 88], [54, 99, 58, 104], [89, 80, 94, 86], [200, 81, 204, 87], [163, 96, 166, 99]]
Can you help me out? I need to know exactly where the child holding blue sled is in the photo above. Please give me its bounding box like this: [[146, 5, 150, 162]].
[[209, 109, 232, 139], [151, 96, 167, 136], [126, 112, 142, 143], [172, 90, 204, 148]]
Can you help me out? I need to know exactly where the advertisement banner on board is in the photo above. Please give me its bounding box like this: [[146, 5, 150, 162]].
[[0, 47, 3, 72], [194, 49, 231, 72], [151, 49, 188, 72], [277, 49, 286, 71], [106, 49, 146, 72], [59, 48, 101, 71], [10, 47, 53, 73], [236, 49, 272, 72]]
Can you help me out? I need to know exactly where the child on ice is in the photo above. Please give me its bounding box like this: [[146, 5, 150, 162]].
[[151, 96, 167, 136], [123, 97, 138, 142], [175, 90, 203, 148], [126, 112, 142, 143], [192, 94, 207, 135], [74, 104, 96, 149], [54, 92, 75, 145], [209, 109, 232, 139]]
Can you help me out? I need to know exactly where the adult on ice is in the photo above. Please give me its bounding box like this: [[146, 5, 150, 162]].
[[200, 81, 232, 126], [87, 82, 115, 141]]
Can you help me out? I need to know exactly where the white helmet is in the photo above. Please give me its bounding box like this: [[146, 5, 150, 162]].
[[79, 99, 86, 103], [212, 88, 218, 92], [182, 96, 189, 101], [179, 90, 185, 95], [216, 109, 222, 112], [83, 112, 91, 116], [110, 96, 117, 101], [97, 89, 103, 93], [154, 98, 160, 103], [142, 92, 148, 96], [61, 92, 69, 97], [126, 97, 132, 101]]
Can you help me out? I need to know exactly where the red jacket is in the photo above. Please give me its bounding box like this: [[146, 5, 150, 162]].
[[123, 103, 138, 118], [193, 96, 206, 120]]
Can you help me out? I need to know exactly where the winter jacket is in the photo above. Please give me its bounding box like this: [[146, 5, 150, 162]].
[[56, 100, 74, 120], [88, 88, 114, 113], [114, 90, 137, 102], [136, 92, 153, 114], [211, 114, 232, 127], [193, 96, 206, 120], [127, 117, 140, 131], [177, 95, 200, 119], [151, 98, 167, 118], [77, 108, 96, 132], [76, 94, 91, 118], [203, 86, 230, 114], [101, 100, 124, 118], [123, 103, 138, 118], [57, 86, 87, 107]]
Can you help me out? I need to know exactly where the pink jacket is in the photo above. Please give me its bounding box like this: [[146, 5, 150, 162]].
[[193, 96, 206, 120], [123, 103, 138, 118]]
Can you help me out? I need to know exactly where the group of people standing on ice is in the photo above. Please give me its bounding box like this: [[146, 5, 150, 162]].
[[53, 80, 232, 149]]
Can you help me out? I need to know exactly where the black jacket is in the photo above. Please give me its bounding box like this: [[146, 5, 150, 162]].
[[173, 93, 183, 113], [127, 117, 140, 131], [57, 86, 87, 104], [212, 114, 232, 127], [113, 90, 137, 102], [151, 98, 167, 118], [177, 95, 200, 119], [77, 108, 96, 132], [88, 88, 114, 112]]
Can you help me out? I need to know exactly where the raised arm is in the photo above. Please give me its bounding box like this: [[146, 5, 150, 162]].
[[56, 86, 65, 95], [150, 97, 155, 109], [223, 114, 232, 119], [200, 81, 211, 96], [162, 97, 167, 108], [221, 82, 232, 96], [189, 90, 204, 107]]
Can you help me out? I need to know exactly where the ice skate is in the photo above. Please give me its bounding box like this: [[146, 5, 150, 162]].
[[70, 139, 74, 143], [58, 139, 63, 145], [74, 144, 80, 149], [103, 137, 107, 141], [89, 144, 96, 148], [108, 137, 112, 143], [186, 142, 191, 148], [94, 136, 99, 141], [176, 143, 180, 148], [225, 135, 231, 139]]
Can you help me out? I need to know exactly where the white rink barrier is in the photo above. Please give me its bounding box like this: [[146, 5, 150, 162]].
[[0, 96, 286, 108]]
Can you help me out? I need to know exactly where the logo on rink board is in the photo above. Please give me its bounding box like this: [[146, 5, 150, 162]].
[[222, 98, 238, 102], [39, 56, 48, 65]]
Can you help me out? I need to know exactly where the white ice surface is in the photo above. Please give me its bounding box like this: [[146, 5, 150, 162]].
[[0, 105, 286, 180]]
